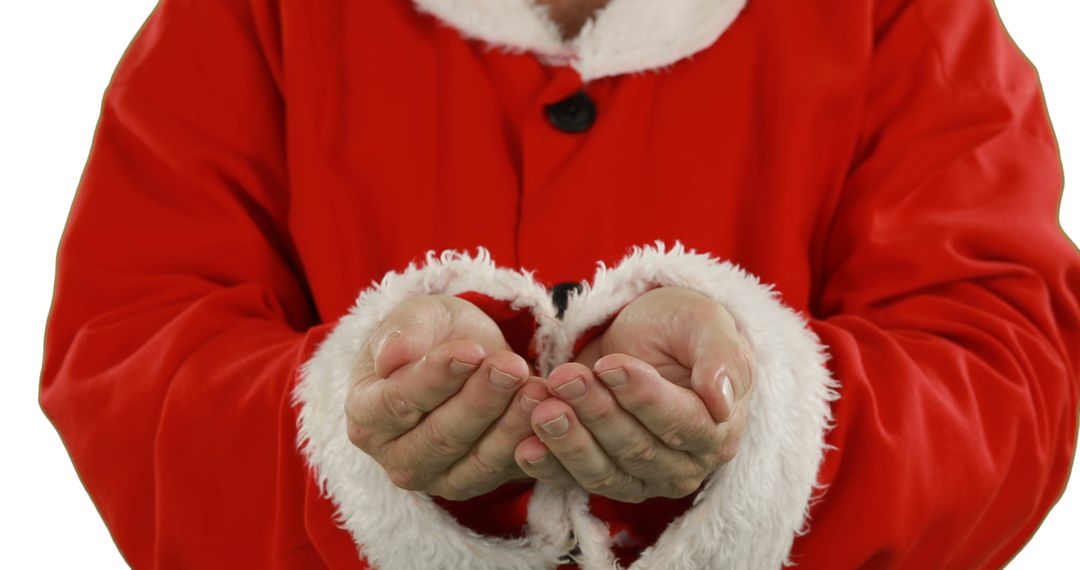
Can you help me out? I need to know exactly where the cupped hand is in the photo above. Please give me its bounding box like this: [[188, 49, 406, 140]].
[[513, 287, 754, 503], [345, 294, 547, 501]]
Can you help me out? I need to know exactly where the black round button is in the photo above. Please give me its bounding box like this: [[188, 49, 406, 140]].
[[550, 281, 583, 319], [545, 90, 597, 134]]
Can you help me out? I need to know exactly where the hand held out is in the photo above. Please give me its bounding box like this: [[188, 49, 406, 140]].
[[347, 288, 754, 504], [344, 295, 547, 501], [515, 287, 754, 503]]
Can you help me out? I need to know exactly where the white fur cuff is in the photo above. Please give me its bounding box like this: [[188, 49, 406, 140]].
[[293, 244, 839, 569], [293, 251, 572, 570], [560, 244, 840, 569]]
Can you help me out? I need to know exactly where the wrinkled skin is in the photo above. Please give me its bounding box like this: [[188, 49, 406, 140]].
[[347, 288, 753, 503], [515, 287, 754, 502]]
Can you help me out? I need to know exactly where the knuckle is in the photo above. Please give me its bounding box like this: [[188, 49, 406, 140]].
[[423, 417, 469, 457], [615, 439, 658, 469], [466, 450, 499, 478], [380, 385, 424, 425], [346, 420, 376, 451], [658, 412, 708, 449], [628, 385, 662, 410], [461, 388, 504, 418], [556, 441, 592, 465], [583, 469, 627, 496], [584, 396, 620, 428], [698, 430, 742, 467], [387, 468, 422, 491]]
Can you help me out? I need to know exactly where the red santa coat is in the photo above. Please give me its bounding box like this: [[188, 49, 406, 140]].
[[39, 0, 1080, 567]]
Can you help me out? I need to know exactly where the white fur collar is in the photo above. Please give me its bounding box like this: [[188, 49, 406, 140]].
[[410, 0, 749, 80]]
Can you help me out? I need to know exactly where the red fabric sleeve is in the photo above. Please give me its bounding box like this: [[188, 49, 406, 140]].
[[38, 1, 353, 567], [791, 1, 1080, 566]]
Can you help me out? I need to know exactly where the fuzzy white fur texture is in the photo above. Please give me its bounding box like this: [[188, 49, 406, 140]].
[[410, 0, 748, 81], [554, 243, 841, 569], [294, 244, 840, 569], [294, 250, 572, 570]]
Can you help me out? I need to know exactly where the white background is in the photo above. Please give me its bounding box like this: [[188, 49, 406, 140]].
[[0, 1, 1076, 568]]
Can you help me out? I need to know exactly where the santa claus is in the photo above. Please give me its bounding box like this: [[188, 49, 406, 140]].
[[40, 0, 1079, 568]]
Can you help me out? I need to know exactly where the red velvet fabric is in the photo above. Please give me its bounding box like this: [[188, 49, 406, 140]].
[[39, 0, 1079, 567], [456, 291, 540, 362]]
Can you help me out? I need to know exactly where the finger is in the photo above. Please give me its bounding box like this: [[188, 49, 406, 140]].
[[389, 350, 529, 473], [345, 339, 485, 450], [529, 399, 646, 502], [691, 361, 737, 425], [594, 354, 724, 458], [438, 378, 549, 496], [546, 363, 698, 481], [391, 339, 487, 413], [689, 313, 754, 423], [514, 435, 577, 491]]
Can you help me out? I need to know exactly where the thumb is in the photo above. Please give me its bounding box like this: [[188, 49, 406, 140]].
[[688, 312, 751, 424], [370, 297, 445, 379], [691, 358, 737, 424]]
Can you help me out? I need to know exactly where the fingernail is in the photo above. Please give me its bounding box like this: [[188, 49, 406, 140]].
[[372, 329, 401, 360], [554, 377, 586, 400], [597, 368, 628, 388], [720, 374, 735, 422], [449, 358, 480, 375], [540, 415, 569, 437], [489, 367, 523, 390], [519, 394, 541, 413]]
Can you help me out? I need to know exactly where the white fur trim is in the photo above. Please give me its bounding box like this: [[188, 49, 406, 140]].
[[294, 250, 573, 570], [411, 0, 748, 81], [562, 243, 840, 569], [295, 244, 839, 569]]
